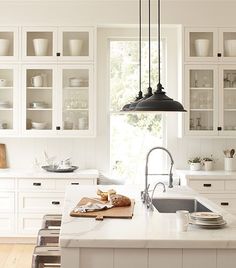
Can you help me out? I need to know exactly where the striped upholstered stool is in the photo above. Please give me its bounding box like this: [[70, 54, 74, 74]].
[[37, 228, 60, 246], [41, 214, 62, 229], [31, 246, 61, 268]]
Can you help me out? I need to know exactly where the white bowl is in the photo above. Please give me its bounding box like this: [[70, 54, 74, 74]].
[[32, 122, 47, 130]]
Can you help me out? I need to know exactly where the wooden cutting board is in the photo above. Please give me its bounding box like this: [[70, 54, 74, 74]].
[[70, 197, 135, 221], [0, 144, 7, 168]]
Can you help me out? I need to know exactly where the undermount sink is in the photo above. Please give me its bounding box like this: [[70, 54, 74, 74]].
[[152, 198, 212, 213]]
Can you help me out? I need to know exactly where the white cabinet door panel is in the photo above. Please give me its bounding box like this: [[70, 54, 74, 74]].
[[80, 248, 113, 268], [183, 249, 216, 268], [18, 178, 55, 190], [0, 179, 15, 190], [18, 213, 45, 234], [189, 180, 224, 192], [217, 249, 236, 268], [0, 192, 14, 212], [149, 249, 182, 268], [114, 249, 148, 268], [0, 213, 15, 233]]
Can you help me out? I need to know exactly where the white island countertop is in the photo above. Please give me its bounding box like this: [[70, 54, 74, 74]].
[[60, 185, 236, 249]]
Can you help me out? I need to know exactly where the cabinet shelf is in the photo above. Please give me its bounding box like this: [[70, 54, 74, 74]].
[[27, 108, 52, 111], [0, 108, 13, 111], [224, 88, 236, 90], [0, 87, 13, 90], [63, 87, 88, 90], [190, 87, 213, 90], [65, 108, 88, 111], [190, 109, 213, 111], [224, 109, 236, 112], [27, 87, 52, 90]]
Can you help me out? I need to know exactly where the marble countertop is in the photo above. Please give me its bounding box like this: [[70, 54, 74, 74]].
[[0, 168, 99, 179], [60, 185, 236, 249], [176, 169, 236, 179]]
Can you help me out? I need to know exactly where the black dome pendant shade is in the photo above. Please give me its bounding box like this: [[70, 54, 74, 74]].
[[135, 0, 186, 112]]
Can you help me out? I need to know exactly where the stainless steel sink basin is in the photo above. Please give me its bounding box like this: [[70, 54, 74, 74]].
[[152, 198, 212, 213]]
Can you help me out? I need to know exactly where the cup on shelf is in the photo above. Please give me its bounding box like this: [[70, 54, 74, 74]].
[[195, 39, 210, 57], [31, 75, 43, 87], [176, 210, 189, 232], [0, 79, 7, 87], [78, 117, 87, 130], [69, 39, 83, 56], [69, 77, 82, 87], [224, 39, 236, 57], [0, 122, 7, 129], [0, 39, 9, 56], [33, 38, 49, 56]]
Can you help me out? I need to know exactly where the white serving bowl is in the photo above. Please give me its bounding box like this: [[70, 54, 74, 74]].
[[32, 122, 47, 130]]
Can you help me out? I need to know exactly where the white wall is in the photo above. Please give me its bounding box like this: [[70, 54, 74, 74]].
[[0, 1, 236, 172]]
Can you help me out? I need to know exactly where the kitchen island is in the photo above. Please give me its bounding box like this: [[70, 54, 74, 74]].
[[60, 185, 236, 268]]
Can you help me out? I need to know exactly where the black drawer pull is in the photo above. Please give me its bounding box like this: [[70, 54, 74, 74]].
[[33, 182, 41, 186], [221, 202, 229, 206], [52, 201, 60, 205], [71, 182, 80, 185], [203, 183, 212, 187]]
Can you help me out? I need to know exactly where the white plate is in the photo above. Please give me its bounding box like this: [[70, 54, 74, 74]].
[[190, 219, 227, 229], [191, 212, 223, 221]]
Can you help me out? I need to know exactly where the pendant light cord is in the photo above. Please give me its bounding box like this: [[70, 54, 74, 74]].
[[158, 0, 161, 85], [139, 0, 142, 95], [148, 0, 151, 88]]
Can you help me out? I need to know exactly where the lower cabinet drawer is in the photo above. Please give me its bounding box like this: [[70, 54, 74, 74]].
[[55, 178, 95, 190], [18, 178, 55, 190], [19, 192, 65, 213], [211, 198, 236, 213], [18, 213, 46, 235], [225, 181, 236, 191], [189, 180, 224, 192], [0, 179, 15, 190], [0, 213, 15, 234]]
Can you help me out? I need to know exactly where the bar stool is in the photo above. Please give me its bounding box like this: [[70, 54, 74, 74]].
[[37, 228, 60, 246], [41, 214, 62, 229], [32, 246, 61, 268]]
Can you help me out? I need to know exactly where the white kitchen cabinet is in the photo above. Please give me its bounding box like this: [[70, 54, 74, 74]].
[[0, 27, 19, 61], [114, 249, 148, 268], [0, 213, 15, 233], [183, 249, 216, 268], [149, 249, 182, 268], [217, 249, 236, 268], [183, 27, 236, 137], [18, 213, 46, 234]]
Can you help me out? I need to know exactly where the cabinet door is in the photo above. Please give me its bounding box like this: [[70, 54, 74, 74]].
[[184, 65, 218, 136], [58, 27, 94, 62], [22, 26, 57, 61], [219, 65, 236, 135], [57, 65, 96, 137], [0, 65, 19, 136], [219, 28, 236, 62], [21, 65, 57, 136], [185, 27, 218, 62], [18, 213, 45, 235], [0, 27, 18, 61]]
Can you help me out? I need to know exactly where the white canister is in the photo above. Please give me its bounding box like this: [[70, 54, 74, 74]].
[[176, 210, 189, 232], [195, 39, 210, 57], [224, 158, 235, 171], [31, 75, 43, 87], [33, 38, 49, 56], [78, 117, 87, 130], [204, 161, 213, 171], [0, 39, 9, 56], [69, 39, 83, 56], [0, 79, 7, 87], [224, 39, 236, 57], [189, 162, 201, 171]]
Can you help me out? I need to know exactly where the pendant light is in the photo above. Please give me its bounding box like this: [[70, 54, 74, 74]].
[[121, 0, 145, 111], [135, 0, 186, 112]]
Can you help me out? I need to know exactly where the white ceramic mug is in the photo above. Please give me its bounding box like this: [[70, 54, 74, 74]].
[[0, 39, 9, 56], [69, 39, 83, 56], [33, 38, 49, 56], [31, 75, 43, 87], [225, 39, 236, 57], [195, 39, 210, 57], [78, 117, 87, 130], [204, 161, 213, 171], [176, 210, 189, 232], [0, 79, 7, 87], [224, 158, 235, 171]]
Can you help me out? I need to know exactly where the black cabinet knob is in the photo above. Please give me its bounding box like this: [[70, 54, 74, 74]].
[[217, 127, 222, 131], [221, 202, 229, 206], [71, 182, 80, 185], [56, 126, 61, 130], [33, 182, 41, 186], [52, 201, 60, 205], [217, 53, 222, 57], [203, 183, 212, 187], [56, 52, 61, 56]]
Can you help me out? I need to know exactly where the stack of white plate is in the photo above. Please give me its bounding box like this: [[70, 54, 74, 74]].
[[190, 212, 227, 229], [0, 101, 10, 108]]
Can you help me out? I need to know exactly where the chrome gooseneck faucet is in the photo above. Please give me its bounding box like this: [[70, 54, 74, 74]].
[[141, 147, 174, 208]]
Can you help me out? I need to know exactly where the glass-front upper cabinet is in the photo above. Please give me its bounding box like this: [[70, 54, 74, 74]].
[[219, 66, 236, 135], [185, 28, 218, 62], [58, 27, 94, 61], [0, 27, 18, 61], [21, 65, 57, 136], [185, 65, 218, 135], [0, 65, 19, 136], [219, 28, 236, 61], [22, 27, 58, 61], [57, 65, 95, 137]]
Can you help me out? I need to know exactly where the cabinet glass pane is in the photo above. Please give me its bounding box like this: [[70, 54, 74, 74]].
[[223, 32, 236, 57], [0, 32, 14, 56], [62, 69, 89, 130], [62, 32, 89, 57], [189, 69, 214, 131], [223, 69, 236, 130], [0, 69, 14, 130], [189, 32, 213, 57], [26, 32, 53, 56], [26, 69, 53, 130]]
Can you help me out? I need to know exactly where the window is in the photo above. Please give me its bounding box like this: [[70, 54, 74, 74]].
[[109, 39, 166, 185]]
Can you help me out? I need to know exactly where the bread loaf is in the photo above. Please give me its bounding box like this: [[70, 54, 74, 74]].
[[110, 194, 131, 207]]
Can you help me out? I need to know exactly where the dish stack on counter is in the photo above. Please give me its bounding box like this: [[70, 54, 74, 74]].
[[190, 212, 227, 229]]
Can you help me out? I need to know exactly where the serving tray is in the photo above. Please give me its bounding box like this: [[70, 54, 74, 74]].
[[42, 165, 78, 173]]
